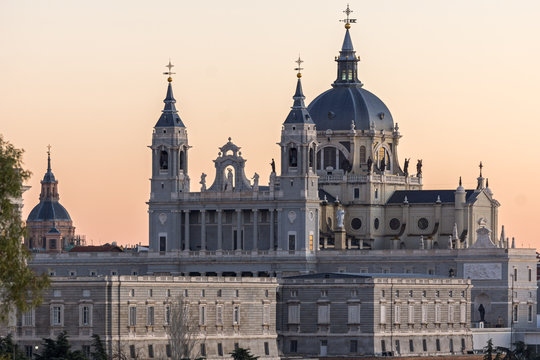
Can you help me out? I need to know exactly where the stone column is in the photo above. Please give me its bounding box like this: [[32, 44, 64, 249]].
[[178, 209, 183, 250], [276, 208, 282, 250], [269, 209, 274, 251], [184, 210, 190, 251], [217, 209, 223, 251], [201, 209, 206, 251], [236, 209, 242, 250], [252, 209, 258, 251]]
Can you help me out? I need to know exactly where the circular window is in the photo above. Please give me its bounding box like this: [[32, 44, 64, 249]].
[[389, 218, 401, 230], [418, 218, 429, 230], [351, 218, 362, 230], [374, 218, 380, 230]]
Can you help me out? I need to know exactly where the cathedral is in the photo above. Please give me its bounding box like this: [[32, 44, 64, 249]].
[[148, 9, 501, 260]]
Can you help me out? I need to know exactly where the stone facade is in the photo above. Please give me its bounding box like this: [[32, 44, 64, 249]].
[[4, 276, 279, 359], [278, 273, 473, 357]]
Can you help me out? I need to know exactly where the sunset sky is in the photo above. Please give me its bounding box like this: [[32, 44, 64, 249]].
[[2, 1, 539, 248]]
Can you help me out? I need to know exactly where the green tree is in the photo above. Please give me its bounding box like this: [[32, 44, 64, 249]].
[[0, 135, 49, 322], [0, 334, 27, 360], [34, 331, 87, 360], [230, 347, 258, 360], [484, 338, 495, 360], [90, 334, 107, 360]]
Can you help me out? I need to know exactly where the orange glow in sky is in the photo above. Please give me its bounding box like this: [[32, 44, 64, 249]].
[[2, 1, 540, 248]]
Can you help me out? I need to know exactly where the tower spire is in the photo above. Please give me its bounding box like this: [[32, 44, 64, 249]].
[[333, 5, 362, 87], [47, 144, 52, 172], [284, 56, 313, 124], [155, 60, 185, 128]]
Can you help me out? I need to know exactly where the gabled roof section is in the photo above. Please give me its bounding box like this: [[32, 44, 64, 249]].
[[386, 189, 476, 204]]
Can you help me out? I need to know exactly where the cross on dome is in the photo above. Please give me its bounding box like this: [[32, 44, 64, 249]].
[[340, 4, 357, 29], [163, 59, 176, 82], [294, 55, 304, 78]]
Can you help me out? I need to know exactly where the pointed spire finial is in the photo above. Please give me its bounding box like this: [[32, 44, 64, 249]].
[[294, 55, 304, 78], [459, 176, 462, 186], [340, 4, 357, 29], [163, 59, 176, 82], [479, 161, 483, 177], [47, 144, 52, 171]]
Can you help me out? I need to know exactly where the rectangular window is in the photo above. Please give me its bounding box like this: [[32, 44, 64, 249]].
[[50, 238, 57, 249], [200, 343, 206, 357], [25, 346, 33, 358], [461, 338, 466, 351], [408, 305, 414, 324], [81, 305, 91, 326], [422, 339, 427, 352], [395, 340, 400, 354], [380, 304, 387, 324], [288, 234, 296, 251], [348, 304, 361, 324], [354, 188, 360, 199], [290, 340, 298, 353], [450, 339, 454, 353], [82, 345, 91, 358], [51, 305, 62, 326], [147, 306, 155, 326], [421, 304, 427, 324], [129, 306, 137, 326], [290, 289, 298, 297], [216, 305, 223, 325], [22, 310, 33, 327], [288, 304, 300, 324], [318, 304, 330, 324], [309, 234, 314, 251], [264, 342, 269, 355], [394, 305, 401, 324], [409, 339, 414, 352], [217, 289, 222, 297], [350, 340, 358, 353], [435, 304, 441, 323], [529, 268, 532, 282], [529, 305, 533, 322], [381, 340, 386, 353], [199, 305, 206, 325], [436, 339, 441, 352], [263, 305, 270, 325], [514, 268, 518, 281], [166, 344, 171, 357], [148, 344, 154, 358], [513, 305, 518, 322], [130, 345, 136, 358], [448, 304, 454, 323], [233, 305, 240, 325], [165, 305, 171, 325], [201, 289, 205, 297], [460, 304, 466, 323], [217, 343, 223, 356]]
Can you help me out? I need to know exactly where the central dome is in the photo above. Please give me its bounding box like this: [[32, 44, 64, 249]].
[[307, 86, 394, 132]]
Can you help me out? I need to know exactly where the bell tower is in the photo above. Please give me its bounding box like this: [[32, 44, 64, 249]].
[[150, 60, 191, 202], [276, 58, 319, 253]]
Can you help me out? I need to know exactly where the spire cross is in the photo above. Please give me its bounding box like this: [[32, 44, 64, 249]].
[[340, 4, 357, 28], [47, 144, 51, 156], [479, 161, 483, 177], [294, 55, 304, 77], [163, 59, 176, 82]]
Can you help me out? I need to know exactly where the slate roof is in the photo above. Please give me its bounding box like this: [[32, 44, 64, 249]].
[[69, 244, 123, 253], [386, 189, 477, 204], [284, 78, 314, 125], [318, 189, 336, 203], [155, 82, 185, 128], [27, 200, 72, 221], [285, 272, 448, 280]]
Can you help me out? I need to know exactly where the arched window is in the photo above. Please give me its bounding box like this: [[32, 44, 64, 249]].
[[179, 150, 185, 172], [309, 148, 314, 169], [348, 69, 353, 80], [376, 147, 390, 171], [160, 150, 168, 170], [323, 147, 336, 169], [289, 148, 298, 168], [360, 146, 366, 164]]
